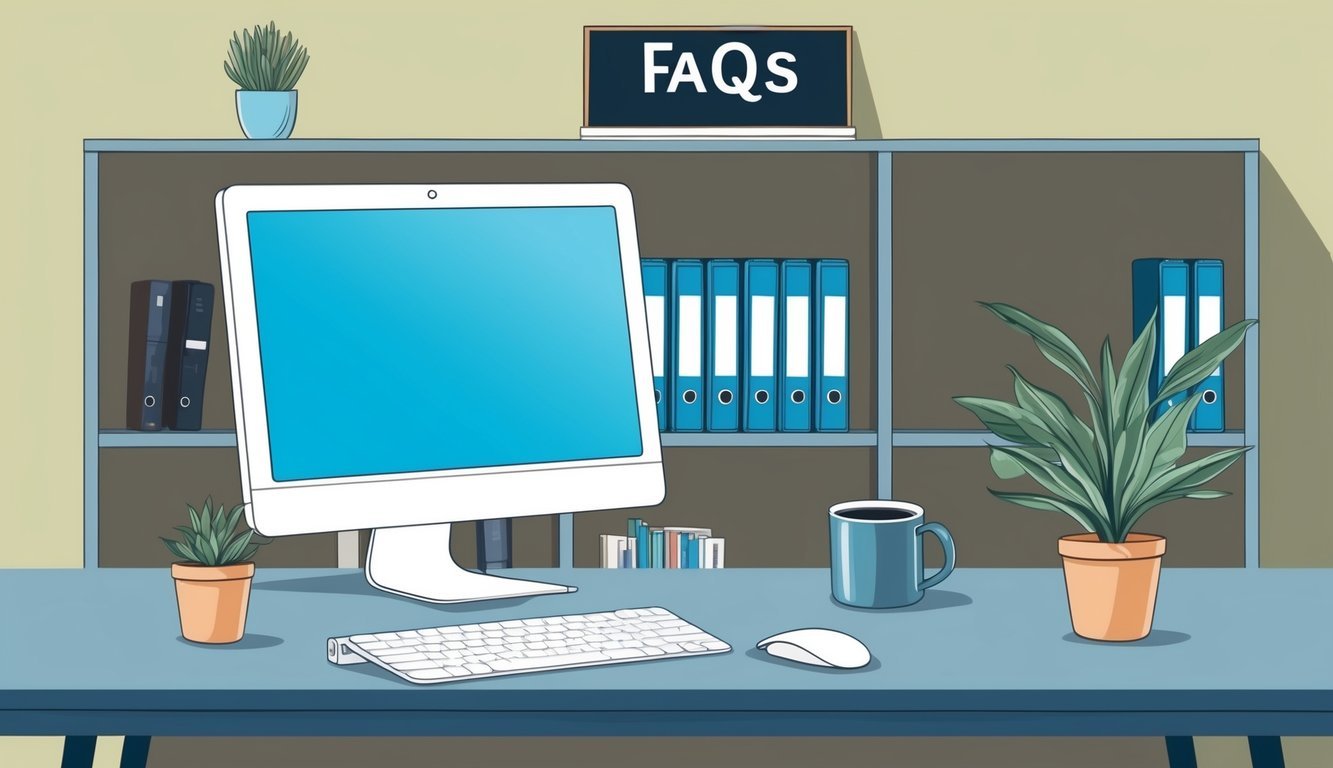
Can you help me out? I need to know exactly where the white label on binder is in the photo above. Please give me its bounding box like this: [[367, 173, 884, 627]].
[[823, 296, 846, 377], [715, 295, 738, 376], [1164, 295, 1187, 373], [646, 295, 665, 377], [186, 340, 208, 350], [786, 296, 809, 377], [751, 296, 775, 377], [679, 295, 702, 377], [1199, 295, 1222, 376]]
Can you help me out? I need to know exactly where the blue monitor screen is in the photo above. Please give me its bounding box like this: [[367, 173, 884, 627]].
[[246, 206, 644, 482]]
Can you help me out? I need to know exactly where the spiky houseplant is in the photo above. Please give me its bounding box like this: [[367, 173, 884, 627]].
[[164, 498, 266, 644], [162, 497, 262, 566], [224, 21, 310, 139], [224, 21, 310, 92], [955, 303, 1255, 641]]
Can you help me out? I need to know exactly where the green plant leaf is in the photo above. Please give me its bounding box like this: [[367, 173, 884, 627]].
[[223, 503, 244, 539], [1008, 366, 1102, 484], [1127, 446, 1250, 520], [1118, 392, 1203, 535], [1116, 310, 1158, 427], [1091, 337, 1114, 469], [161, 538, 187, 561], [1118, 486, 1235, 540], [187, 504, 201, 534], [980, 303, 1098, 397], [953, 396, 1054, 447], [990, 445, 1105, 529], [989, 448, 1028, 479], [1152, 319, 1256, 410], [220, 533, 250, 565], [989, 490, 1108, 537]]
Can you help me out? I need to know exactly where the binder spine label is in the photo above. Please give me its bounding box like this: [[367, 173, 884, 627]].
[[785, 296, 810, 378], [679, 296, 702, 377], [715, 296, 738, 376], [823, 296, 846, 377], [751, 298, 775, 377]]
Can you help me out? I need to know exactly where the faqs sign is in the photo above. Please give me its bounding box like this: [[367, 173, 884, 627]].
[[584, 27, 852, 129]]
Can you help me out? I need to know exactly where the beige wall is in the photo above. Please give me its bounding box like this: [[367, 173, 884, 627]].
[[1, 0, 1327, 765]]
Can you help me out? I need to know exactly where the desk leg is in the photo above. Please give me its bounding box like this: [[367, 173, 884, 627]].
[[121, 736, 152, 768], [60, 736, 96, 768], [1248, 736, 1286, 768], [1165, 736, 1198, 768]]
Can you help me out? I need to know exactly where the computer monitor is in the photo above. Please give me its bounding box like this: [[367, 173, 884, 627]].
[[214, 183, 664, 603]]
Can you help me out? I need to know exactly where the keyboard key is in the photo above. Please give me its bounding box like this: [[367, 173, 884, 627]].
[[396, 660, 442, 671], [406, 668, 455, 681], [464, 663, 493, 675], [490, 651, 610, 672], [604, 647, 647, 659]]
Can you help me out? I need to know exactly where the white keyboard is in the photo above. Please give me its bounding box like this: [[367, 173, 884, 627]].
[[328, 606, 731, 684]]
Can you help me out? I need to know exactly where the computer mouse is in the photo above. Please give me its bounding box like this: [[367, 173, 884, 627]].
[[755, 628, 871, 669]]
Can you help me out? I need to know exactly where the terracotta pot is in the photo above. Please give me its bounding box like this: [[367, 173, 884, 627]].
[[1058, 533, 1166, 642], [171, 562, 255, 644]]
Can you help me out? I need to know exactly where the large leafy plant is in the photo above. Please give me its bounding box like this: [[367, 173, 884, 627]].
[[224, 21, 310, 92], [161, 497, 265, 566], [955, 303, 1255, 543]]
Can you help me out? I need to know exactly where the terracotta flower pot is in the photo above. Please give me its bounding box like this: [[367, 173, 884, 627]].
[[1058, 533, 1166, 642], [171, 562, 255, 643]]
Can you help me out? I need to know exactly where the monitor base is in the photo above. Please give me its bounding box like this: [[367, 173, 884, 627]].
[[364, 522, 576, 604]]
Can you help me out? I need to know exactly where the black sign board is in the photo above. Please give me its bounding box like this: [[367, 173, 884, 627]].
[[584, 26, 852, 128]]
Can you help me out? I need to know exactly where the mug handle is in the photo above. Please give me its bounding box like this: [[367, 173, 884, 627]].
[[917, 522, 956, 590]]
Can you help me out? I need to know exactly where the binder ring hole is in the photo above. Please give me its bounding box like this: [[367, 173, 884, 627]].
[[1202, 389, 1218, 404], [718, 390, 733, 405], [755, 390, 769, 404], [427, 189, 437, 199], [683, 390, 697, 404], [179, 396, 191, 408], [827, 390, 842, 405], [791, 390, 806, 405], [143, 395, 155, 408], [654, 389, 662, 404]]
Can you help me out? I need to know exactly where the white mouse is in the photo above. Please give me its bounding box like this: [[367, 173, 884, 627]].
[[756, 628, 871, 669]]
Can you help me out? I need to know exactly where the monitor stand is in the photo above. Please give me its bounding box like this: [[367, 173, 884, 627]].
[[364, 522, 576, 604]]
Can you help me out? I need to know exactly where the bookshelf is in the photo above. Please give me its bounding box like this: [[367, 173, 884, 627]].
[[84, 138, 1260, 571]]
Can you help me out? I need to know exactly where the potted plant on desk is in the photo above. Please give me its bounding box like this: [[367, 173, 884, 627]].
[[955, 303, 1254, 641], [224, 21, 310, 139], [162, 498, 267, 644]]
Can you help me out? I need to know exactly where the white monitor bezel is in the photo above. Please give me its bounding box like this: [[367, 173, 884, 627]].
[[216, 183, 664, 537]]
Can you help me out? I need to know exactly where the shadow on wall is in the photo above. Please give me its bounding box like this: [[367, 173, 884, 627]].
[[1259, 154, 1333, 566], [851, 31, 883, 139]]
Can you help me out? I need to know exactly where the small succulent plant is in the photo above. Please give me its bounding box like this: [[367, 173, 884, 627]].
[[224, 21, 310, 92], [162, 497, 265, 566]]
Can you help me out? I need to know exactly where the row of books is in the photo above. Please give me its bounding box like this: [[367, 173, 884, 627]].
[[598, 518, 727, 569], [126, 280, 215, 431], [643, 258, 849, 433]]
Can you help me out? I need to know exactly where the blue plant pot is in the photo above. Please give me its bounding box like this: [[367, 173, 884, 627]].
[[235, 90, 298, 139]]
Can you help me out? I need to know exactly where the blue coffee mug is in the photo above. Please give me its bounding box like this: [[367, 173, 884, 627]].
[[829, 500, 956, 608]]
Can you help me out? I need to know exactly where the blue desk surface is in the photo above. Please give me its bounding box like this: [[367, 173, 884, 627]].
[[3, 568, 1330, 737]]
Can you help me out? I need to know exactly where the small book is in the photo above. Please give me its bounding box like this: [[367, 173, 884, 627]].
[[599, 534, 628, 568]]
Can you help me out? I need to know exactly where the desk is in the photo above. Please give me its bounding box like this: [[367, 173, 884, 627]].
[[3, 568, 1327, 767]]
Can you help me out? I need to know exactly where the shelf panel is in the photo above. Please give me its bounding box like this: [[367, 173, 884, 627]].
[[99, 430, 238, 448], [661, 432, 877, 447], [98, 429, 1243, 449], [893, 430, 1247, 448], [98, 430, 879, 449], [84, 138, 1260, 154]]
